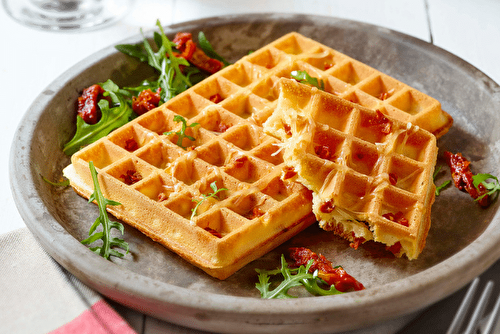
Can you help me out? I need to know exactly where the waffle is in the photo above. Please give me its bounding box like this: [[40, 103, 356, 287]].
[[254, 32, 452, 137], [64, 32, 447, 278], [263, 78, 438, 259]]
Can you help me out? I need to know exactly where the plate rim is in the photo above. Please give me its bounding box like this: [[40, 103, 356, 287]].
[[9, 12, 500, 333]]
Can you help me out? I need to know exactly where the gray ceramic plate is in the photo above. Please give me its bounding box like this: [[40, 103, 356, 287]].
[[10, 13, 500, 334]]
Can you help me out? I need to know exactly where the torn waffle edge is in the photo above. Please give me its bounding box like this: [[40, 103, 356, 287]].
[[264, 78, 438, 260]]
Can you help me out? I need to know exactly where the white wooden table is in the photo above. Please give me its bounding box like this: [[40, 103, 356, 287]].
[[2, 1, 500, 333]]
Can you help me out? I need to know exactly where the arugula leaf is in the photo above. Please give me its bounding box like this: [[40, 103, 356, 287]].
[[66, 23, 222, 156], [144, 20, 193, 102], [433, 165, 451, 196], [256, 255, 309, 299], [198, 31, 231, 66], [116, 20, 197, 104], [300, 273, 343, 296], [164, 115, 199, 150], [433, 165, 442, 179], [435, 180, 451, 196], [81, 161, 129, 259], [41, 175, 70, 187], [114, 43, 148, 62], [473, 173, 500, 201], [190, 181, 227, 220], [290, 70, 325, 90], [63, 79, 134, 155], [255, 255, 343, 299]]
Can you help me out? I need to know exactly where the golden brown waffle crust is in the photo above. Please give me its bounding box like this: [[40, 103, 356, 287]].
[[264, 78, 438, 260], [64, 163, 315, 279], [261, 32, 453, 137], [63, 31, 448, 278]]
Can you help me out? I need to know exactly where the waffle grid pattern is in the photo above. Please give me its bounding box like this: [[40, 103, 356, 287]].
[[264, 78, 438, 259], [66, 32, 446, 277], [243, 32, 452, 137]]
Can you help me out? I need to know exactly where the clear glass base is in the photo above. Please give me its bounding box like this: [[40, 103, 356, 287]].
[[3, 0, 134, 32]]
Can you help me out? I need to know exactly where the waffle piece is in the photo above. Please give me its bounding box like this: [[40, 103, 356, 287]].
[[64, 31, 447, 278], [247, 32, 452, 137], [263, 78, 438, 259], [63, 70, 318, 280]]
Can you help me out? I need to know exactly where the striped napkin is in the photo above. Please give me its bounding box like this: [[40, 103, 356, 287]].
[[0, 228, 137, 334]]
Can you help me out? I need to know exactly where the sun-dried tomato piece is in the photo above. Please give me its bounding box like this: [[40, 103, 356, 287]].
[[319, 200, 335, 213], [364, 110, 392, 134], [77, 84, 105, 124], [382, 211, 409, 227], [386, 242, 402, 256], [245, 207, 265, 220], [282, 166, 297, 179], [124, 138, 139, 152], [179, 39, 196, 60], [121, 170, 142, 185], [204, 227, 222, 238], [172, 32, 223, 74], [173, 32, 197, 59], [289, 247, 365, 292], [216, 121, 230, 133], [132, 88, 161, 115], [173, 32, 193, 50], [444, 151, 490, 207], [349, 232, 366, 250], [209, 93, 223, 103], [195, 56, 224, 74], [157, 192, 169, 202], [315, 145, 335, 160], [389, 173, 398, 186], [282, 122, 292, 136]]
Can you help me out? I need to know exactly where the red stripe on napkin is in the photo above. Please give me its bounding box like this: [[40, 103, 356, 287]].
[[49, 300, 137, 334]]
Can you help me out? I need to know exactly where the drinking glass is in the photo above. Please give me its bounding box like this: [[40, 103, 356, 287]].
[[2, 0, 134, 32]]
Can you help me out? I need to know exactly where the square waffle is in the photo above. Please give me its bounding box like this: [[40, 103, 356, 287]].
[[264, 78, 438, 259], [64, 32, 447, 278], [249, 32, 452, 137]]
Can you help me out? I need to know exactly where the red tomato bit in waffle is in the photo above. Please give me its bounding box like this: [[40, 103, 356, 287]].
[[349, 232, 366, 250], [319, 200, 335, 213], [204, 227, 222, 238], [315, 145, 336, 161], [209, 93, 223, 103], [289, 247, 365, 292], [382, 211, 409, 227], [364, 110, 392, 134], [216, 121, 231, 133], [157, 192, 169, 202], [386, 242, 402, 256], [124, 138, 139, 152], [245, 207, 265, 220], [389, 172, 398, 186], [444, 151, 489, 207], [281, 122, 292, 136], [282, 166, 297, 179], [121, 170, 142, 185]]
